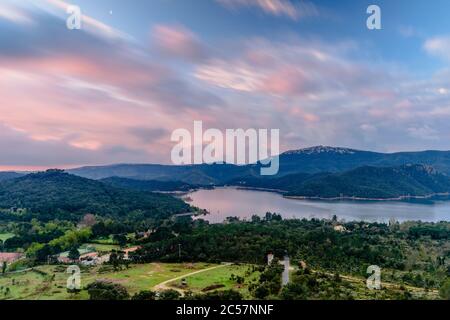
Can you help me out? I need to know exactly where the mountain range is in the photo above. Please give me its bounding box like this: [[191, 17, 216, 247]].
[[3, 146, 450, 204], [66, 146, 450, 184]]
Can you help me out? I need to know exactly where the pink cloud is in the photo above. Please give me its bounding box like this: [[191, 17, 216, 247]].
[[217, 0, 319, 21], [2, 4, 450, 168], [261, 68, 306, 95], [0, 3, 33, 24], [153, 24, 207, 62], [1, 54, 167, 88]]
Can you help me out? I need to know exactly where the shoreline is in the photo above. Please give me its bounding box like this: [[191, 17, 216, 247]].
[[285, 192, 450, 202], [195, 186, 450, 203], [234, 186, 288, 194]]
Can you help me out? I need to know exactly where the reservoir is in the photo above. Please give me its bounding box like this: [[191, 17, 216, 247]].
[[188, 187, 450, 223]]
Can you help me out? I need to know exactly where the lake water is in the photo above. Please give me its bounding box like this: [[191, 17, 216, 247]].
[[188, 187, 450, 223]]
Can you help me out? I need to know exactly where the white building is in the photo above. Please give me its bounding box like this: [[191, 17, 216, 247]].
[[267, 253, 274, 265]]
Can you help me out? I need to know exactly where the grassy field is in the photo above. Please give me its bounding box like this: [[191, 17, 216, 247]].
[[0, 263, 216, 300], [0, 233, 14, 242], [0, 262, 439, 300], [81, 243, 120, 252], [90, 236, 115, 245], [166, 264, 260, 298]]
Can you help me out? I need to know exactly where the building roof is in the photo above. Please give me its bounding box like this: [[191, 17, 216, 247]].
[[80, 252, 99, 259], [0, 252, 23, 263], [123, 246, 140, 254]]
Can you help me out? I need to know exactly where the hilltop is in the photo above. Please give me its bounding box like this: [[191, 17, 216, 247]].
[[0, 170, 190, 221]]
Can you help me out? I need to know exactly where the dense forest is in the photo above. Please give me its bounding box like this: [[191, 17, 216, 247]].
[[233, 164, 450, 199], [0, 170, 190, 221], [100, 176, 198, 192], [132, 216, 450, 290]]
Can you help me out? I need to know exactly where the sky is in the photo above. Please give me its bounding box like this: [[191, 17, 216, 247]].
[[1, 0, 450, 170]]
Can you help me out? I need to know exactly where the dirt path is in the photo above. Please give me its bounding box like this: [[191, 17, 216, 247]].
[[153, 263, 231, 295]]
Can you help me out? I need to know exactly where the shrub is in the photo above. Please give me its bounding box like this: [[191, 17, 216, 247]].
[[132, 290, 156, 300], [86, 281, 129, 300], [439, 279, 450, 300], [158, 289, 181, 300]]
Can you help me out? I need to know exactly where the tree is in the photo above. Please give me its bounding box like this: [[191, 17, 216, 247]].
[[109, 250, 126, 271], [92, 222, 108, 238], [132, 290, 156, 300], [251, 215, 261, 223], [35, 244, 53, 263], [79, 214, 96, 227], [158, 289, 181, 300], [68, 247, 80, 262], [113, 234, 127, 247], [86, 281, 129, 300], [253, 284, 270, 299], [439, 279, 450, 300], [199, 290, 243, 300]]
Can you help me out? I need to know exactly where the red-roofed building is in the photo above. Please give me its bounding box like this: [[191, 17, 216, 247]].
[[0, 252, 23, 264], [123, 246, 140, 260]]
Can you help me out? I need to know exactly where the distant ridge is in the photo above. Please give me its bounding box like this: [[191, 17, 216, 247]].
[[283, 146, 359, 155], [0, 171, 24, 181], [49, 146, 450, 184], [100, 176, 198, 192], [233, 164, 450, 200]]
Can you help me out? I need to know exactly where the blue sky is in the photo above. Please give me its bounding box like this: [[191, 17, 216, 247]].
[[1, 0, 450, 169], [60, 0, 450, 71]]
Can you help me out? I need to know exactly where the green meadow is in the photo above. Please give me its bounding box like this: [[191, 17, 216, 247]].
[[166, 264, 260, 298], [0, 263, 215, 300], [0, 233, 15, 242]]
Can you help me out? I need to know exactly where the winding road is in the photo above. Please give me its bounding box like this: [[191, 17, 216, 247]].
[[153, 263, 232, 295]]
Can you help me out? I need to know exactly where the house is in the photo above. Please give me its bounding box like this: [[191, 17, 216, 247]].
[[299, 260, 307, 270], [135, 229, 153, 239], [267, 253, 274, 265], [57, 256, 71, 264], [333, 225, 347, 233], [80, 252, 100, 266], [0, 252, 23, 265], [123, 246, 140, 260]]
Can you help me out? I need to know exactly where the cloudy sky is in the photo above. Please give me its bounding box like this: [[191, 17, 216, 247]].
[[1, 0, 450, 170]]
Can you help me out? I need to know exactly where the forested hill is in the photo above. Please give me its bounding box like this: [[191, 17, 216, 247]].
[[0, 171, 24, 181], [0, 170, 190, 221], [235, 164, 450, 199], [100, 176, 197, 192], [68, 163, 256, 184], [286, 164, 450, 199]]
